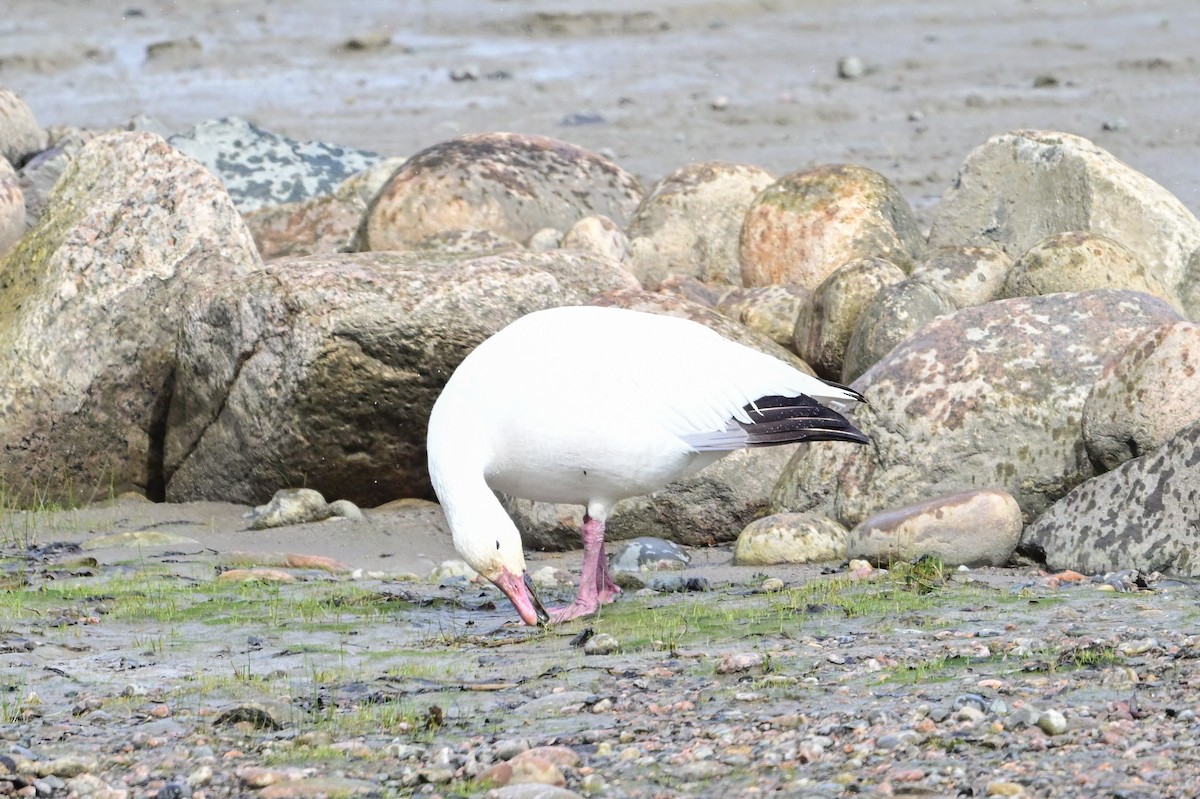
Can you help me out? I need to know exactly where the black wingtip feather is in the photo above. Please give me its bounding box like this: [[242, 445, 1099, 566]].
[[738, 394, 869, 447]]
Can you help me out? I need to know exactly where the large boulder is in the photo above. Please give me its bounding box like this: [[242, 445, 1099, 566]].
[[841, 279, 956, 383], [0, 132, 260, 504], [1082, 321, 1200, 472], [1021, 419, 1200, 576], [624, 161, 774, 288], [356, 132, 643, 252], [772, 290, 1181, 527], [908, 246, 1012, 309], [165, 250, 639, 506], [794, 257, 907, 380], [928, 130, 1200, 318], [999, 231, 1179, 311], [739, 164, 925, 290]]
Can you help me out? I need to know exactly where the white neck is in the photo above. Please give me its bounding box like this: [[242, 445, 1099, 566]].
[[427, 426, 524, 578]]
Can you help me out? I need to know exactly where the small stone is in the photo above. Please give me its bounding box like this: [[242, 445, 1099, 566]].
[[327, 499, 363, 520], [583, 633, 620, 656], [837, 55, 865, 79], [986, 780, 1026, 796], [761, 577, 785, 592], [735, 513, 847, 565], [1037, 708, 1068, 735], [431, 559, 479, 582], [710, 95, 730, 111], [247, 488, 331, 529], [716, 652, 765, 674], [527, 228, 562, 251], [1101, 117, 1129, 132], [610, 537, 691, 572]]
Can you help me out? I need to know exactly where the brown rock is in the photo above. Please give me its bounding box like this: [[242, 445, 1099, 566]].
[[739, 164, 925, 290], [847, 489, 1023, 567], [624, 161, 774, 288], [357, 132, 642, 251]]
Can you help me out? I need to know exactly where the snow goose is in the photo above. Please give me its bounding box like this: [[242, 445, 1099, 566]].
[[427, 305, 868, 625]]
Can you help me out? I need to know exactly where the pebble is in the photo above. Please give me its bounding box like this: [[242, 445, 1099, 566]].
[[583, 633, 620, 655], [837, 55, 865, 79], [716, 652, 765, 674], [610, 537, 691, 572], [761, 577, 785, 592], [1037, 708, 1068, 735]]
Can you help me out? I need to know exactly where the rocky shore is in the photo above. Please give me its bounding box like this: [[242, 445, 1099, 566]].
[[5, 1, 1200, 797]]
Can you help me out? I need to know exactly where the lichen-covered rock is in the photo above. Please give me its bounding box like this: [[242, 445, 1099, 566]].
[[357, 132, 642, 252], [772, 290, 1180, 527], [928, 130, 1200, 318], [244, 157, 406, 260], [624, 161, 774, 288], [716, 284, 810, 350], [794, 257, 907, 380], [0, 157, 23, 255], [0, 132, 260, 504], [1021, 419, 1200, 576], [169, 116, 384, 211], [561, 214, 628, 262], [733, 513, 847, 565], [842, 279, 956, 383], [165, 250, 639, 505], [908, 246, 1012, 309], [1083, 321, 1200, 472], [847, 489, 1022, 567], [0, 87, 45, 166], [739, 164, 925, 290], [999, 231, 1179, 310]]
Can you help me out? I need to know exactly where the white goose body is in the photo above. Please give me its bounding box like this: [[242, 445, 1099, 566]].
[[427, 305, 867, 624]]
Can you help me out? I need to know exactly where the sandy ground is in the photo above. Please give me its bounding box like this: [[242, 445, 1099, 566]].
[[3, 0, 1200, 230]]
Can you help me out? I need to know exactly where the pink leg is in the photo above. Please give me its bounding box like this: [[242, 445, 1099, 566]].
[[550, 514, 621, 622]]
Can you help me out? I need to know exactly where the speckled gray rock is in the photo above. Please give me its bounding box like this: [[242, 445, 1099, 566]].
[[773, 290, 1180, 527], [842, 279, 957, 382], [847, 489, 1022, 567], [357, 132, 642, 252], [733, 513, 848, 565], [0, 157, 22, 255], [1021, 419, 1200, 575], [166, 250, 638, 505], [610, 537, 691, 572], [169, 116, 384, 211], [716, 284, 810, 350], [740, 164, 925, 290], [247, 488, 332, 530], [0, 87, 45, 166], [410, 227, 523, 256], [561, 214, 628, 262], [1083, 321, 1200, 472], [908, 246, 1013, 309], [999, 231, 1179, 311], [794, 257, 907, 380], [16, 127, 102, 226], [928, 130, 1200, 318], [0, 131, 260, 505], [244, 157, 406, 260], [624, 161, 774, 288]]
